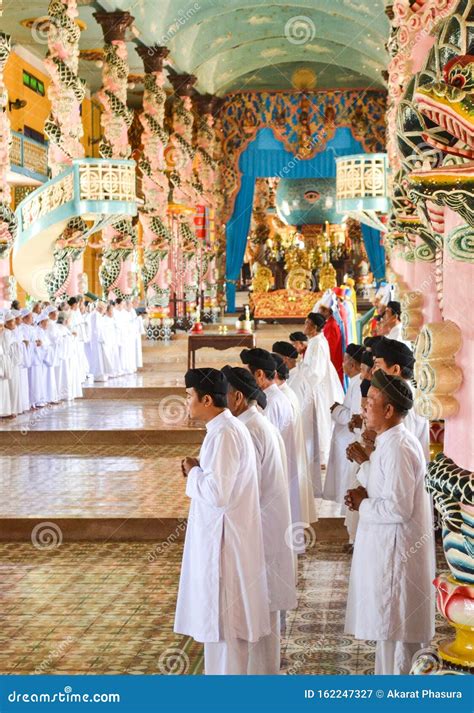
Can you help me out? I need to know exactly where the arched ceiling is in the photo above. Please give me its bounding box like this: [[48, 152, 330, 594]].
[[2, 0, 388, 101]]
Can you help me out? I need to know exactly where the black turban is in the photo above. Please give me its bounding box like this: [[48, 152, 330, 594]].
[[184, 368, 228, 395], [360, 378, 371, 398], [361, 350, 375, 368], [371, 370, 413, 411], [221, 365, 262, 402], [387, 300, 401, 317], [373, 337, 415, 369], [289, 331, 307, 342], [272, 341, 298, 359], [364, 335, 383, 351], [240, 348, 276, 373], [345, 343, 365, 363], [272, 353, 289, 381], [306, 312, 326, 329]]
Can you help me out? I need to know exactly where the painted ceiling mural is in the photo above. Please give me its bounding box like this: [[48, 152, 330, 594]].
[[2, 0, 389, 100]]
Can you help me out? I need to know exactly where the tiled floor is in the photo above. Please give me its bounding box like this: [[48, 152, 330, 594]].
[[0, 540, 450, 675], [0, 401, 202, 433], [0, 444, 339, 521]]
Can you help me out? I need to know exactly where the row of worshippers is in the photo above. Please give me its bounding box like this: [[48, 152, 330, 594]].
[[322, 334, 433, 674], [0, 298, 144, 418], [174, 328, 435, 676], [174, 311, 346, 676]]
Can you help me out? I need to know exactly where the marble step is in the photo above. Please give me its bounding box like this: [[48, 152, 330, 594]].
[[0, 517, 346, 543]]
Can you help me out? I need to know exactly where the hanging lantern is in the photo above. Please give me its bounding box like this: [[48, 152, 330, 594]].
[[336, 153, 390, 232]]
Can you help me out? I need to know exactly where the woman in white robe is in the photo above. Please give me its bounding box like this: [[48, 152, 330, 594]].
[[37, 313, 59, 404], [0, 318, 13, 417], [87, 304, 108, 382], [2, 312, 23, 415]]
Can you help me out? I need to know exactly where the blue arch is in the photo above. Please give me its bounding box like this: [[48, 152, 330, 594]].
[[225, 127, 367, 310]]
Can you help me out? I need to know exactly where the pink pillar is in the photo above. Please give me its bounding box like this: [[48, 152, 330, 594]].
[[414, 237, 442, 324], [442, 209, 474, 471]]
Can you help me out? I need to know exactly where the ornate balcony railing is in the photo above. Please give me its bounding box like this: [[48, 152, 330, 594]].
[[10, 130, 49, 182], [13, 158, 137, 299]]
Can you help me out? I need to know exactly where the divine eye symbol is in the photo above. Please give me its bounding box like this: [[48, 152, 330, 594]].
[[304, 190, 320, 203]]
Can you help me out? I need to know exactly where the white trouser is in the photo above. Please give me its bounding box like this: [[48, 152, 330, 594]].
[[248, 610, 280, 675], [204, 637, 249, 675], [375, 640, 422, 675], [204, 551, 250, 675]]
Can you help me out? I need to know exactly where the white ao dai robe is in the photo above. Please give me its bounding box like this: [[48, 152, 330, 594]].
[[288, 362, 322, 497], [345, 423, 435, 644], [175, 410, 270, 644], [238, 405, 296, 613], [302, 333, 344, 464], [280, 381, 317, 524], [0, 332, 12, 416], [323, 373, 362, 505], [262, 383, 302, 545]]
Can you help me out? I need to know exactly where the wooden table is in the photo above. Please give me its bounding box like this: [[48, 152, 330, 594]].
[[187, 332, 256, 369]]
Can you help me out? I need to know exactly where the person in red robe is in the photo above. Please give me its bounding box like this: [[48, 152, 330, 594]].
[[317, 295, 344, 385]]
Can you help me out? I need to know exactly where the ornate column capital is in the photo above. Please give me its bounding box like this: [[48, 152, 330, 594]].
[[168, 71, 197, 97], [136, 45, 169, 73], [93, 10, 134, 42], [195, 93, 223, 115]]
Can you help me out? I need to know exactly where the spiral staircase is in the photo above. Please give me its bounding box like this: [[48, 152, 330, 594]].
[[13, 158, 138, 299]]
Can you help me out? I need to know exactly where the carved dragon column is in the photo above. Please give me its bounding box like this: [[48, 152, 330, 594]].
[[194, 94, 220, 323], [386, 0, 474, 674], [212, 111, 228, 314], [0, 32, 17, 309], [43, 0, 87, 301], [94, 10, 137, 301], [136, 45, 173, 340], [166, 72, 199, 329]]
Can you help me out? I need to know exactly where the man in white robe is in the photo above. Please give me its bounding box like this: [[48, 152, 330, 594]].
[[274, 341, 322, 497], [175, 368, 270, 675], [272, 353, 317, 526], [37, 312, 59, 404], [344, 370, 435, 674], [11, 309, 31, 413], [303, 312, 344, 465], [102, 304, 121, 378], [2, 311, 23, 415], [323, 344, 364, 507], [382, 301, 412, 346], [240, 348, 302, 539], [373, 337, 430, 461], [222, 366, 297, 674]]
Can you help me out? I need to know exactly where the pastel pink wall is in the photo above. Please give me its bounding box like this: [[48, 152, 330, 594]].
[[442, 209, 474, 471]]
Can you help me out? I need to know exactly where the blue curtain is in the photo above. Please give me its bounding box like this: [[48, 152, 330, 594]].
[[225, 127, 365, 310], [226, 175, 255, 312], [361, 225, 386, 281]]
